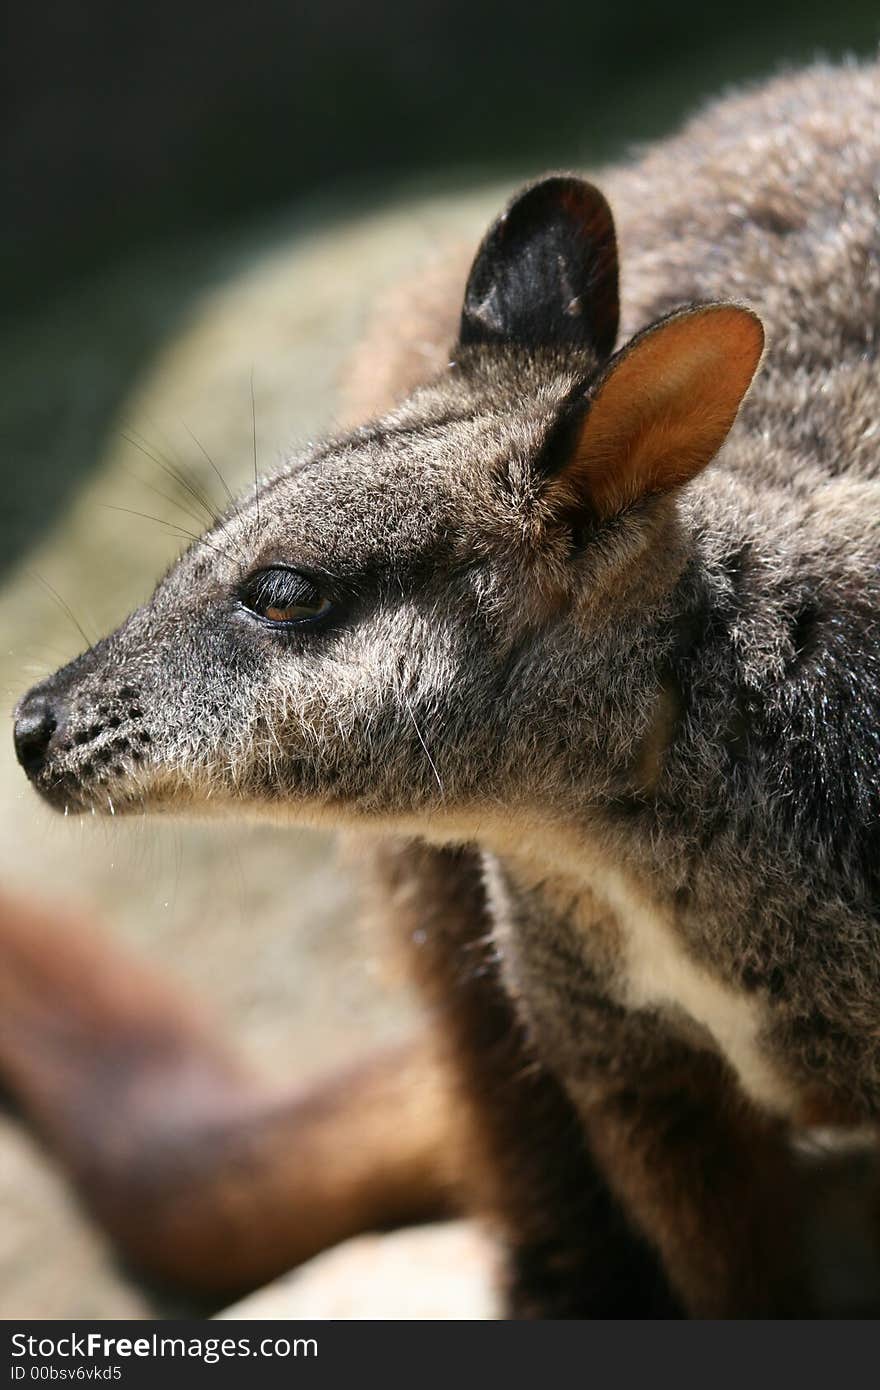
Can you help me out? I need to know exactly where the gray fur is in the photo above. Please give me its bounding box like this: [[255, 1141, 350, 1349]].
[[15, 59, 880, 1134]]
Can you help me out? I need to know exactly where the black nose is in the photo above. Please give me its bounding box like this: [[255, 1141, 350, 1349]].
[[13, 695, 60, 775]]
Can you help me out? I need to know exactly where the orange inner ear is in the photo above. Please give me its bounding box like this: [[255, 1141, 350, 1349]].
[[561, 305, 764, 519]]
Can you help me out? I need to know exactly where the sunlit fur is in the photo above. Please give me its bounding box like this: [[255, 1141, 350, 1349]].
[[15, 59, 880, 1315]]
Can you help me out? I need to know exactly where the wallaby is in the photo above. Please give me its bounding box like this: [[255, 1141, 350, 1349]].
[[7, 58, 880, 1317]]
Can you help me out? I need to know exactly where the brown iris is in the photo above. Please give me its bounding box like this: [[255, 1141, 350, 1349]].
[[241, 568, 331, 626]]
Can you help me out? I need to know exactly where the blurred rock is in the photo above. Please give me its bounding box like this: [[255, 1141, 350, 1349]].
[[216, 1221, 500, 1320]]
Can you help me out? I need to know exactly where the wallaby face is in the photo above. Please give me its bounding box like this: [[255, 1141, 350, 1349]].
[[14, 178, 763, 836]]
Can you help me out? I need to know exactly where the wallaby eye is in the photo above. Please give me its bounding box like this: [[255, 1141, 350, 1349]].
[[240, 568, 332, 627]]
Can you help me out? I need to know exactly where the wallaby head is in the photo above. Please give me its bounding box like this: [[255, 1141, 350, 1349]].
[[14, 177, 763, 836]]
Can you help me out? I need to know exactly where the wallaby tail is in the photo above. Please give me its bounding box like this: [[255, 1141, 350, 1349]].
[[0, 891, 457, 1301]]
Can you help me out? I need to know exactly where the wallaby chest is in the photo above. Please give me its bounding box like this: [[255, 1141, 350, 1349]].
[[484, 846, 800, 1117]]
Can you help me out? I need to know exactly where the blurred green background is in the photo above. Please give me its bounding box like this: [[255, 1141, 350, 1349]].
[[0, 0, 878, 1319]]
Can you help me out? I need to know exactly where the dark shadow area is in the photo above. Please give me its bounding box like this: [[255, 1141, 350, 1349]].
[[2, 0, 877, 574]]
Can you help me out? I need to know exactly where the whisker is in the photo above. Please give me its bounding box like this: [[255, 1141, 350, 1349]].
[[10, 652, 84, 679], [99, 504, 235, 563], [403, 694, 444, 797], [121, 466, 212, 533], [250, 367, 260, 534], [123, 433, 249, 569], [122, 429, 220, 525], [126, 463, 248, 570], [136, 420, 224, 524], [100, 502, 200, 541], [181, 422, 235, 505], [28, 572, 93, 650]]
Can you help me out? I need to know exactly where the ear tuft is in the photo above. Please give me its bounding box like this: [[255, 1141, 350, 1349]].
[[545, 303, 765, 521], [459, 176, 619, 358]]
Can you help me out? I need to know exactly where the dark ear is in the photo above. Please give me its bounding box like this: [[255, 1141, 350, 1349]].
[[543, 304, 765, 521], [459, 176, 619, 358]]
